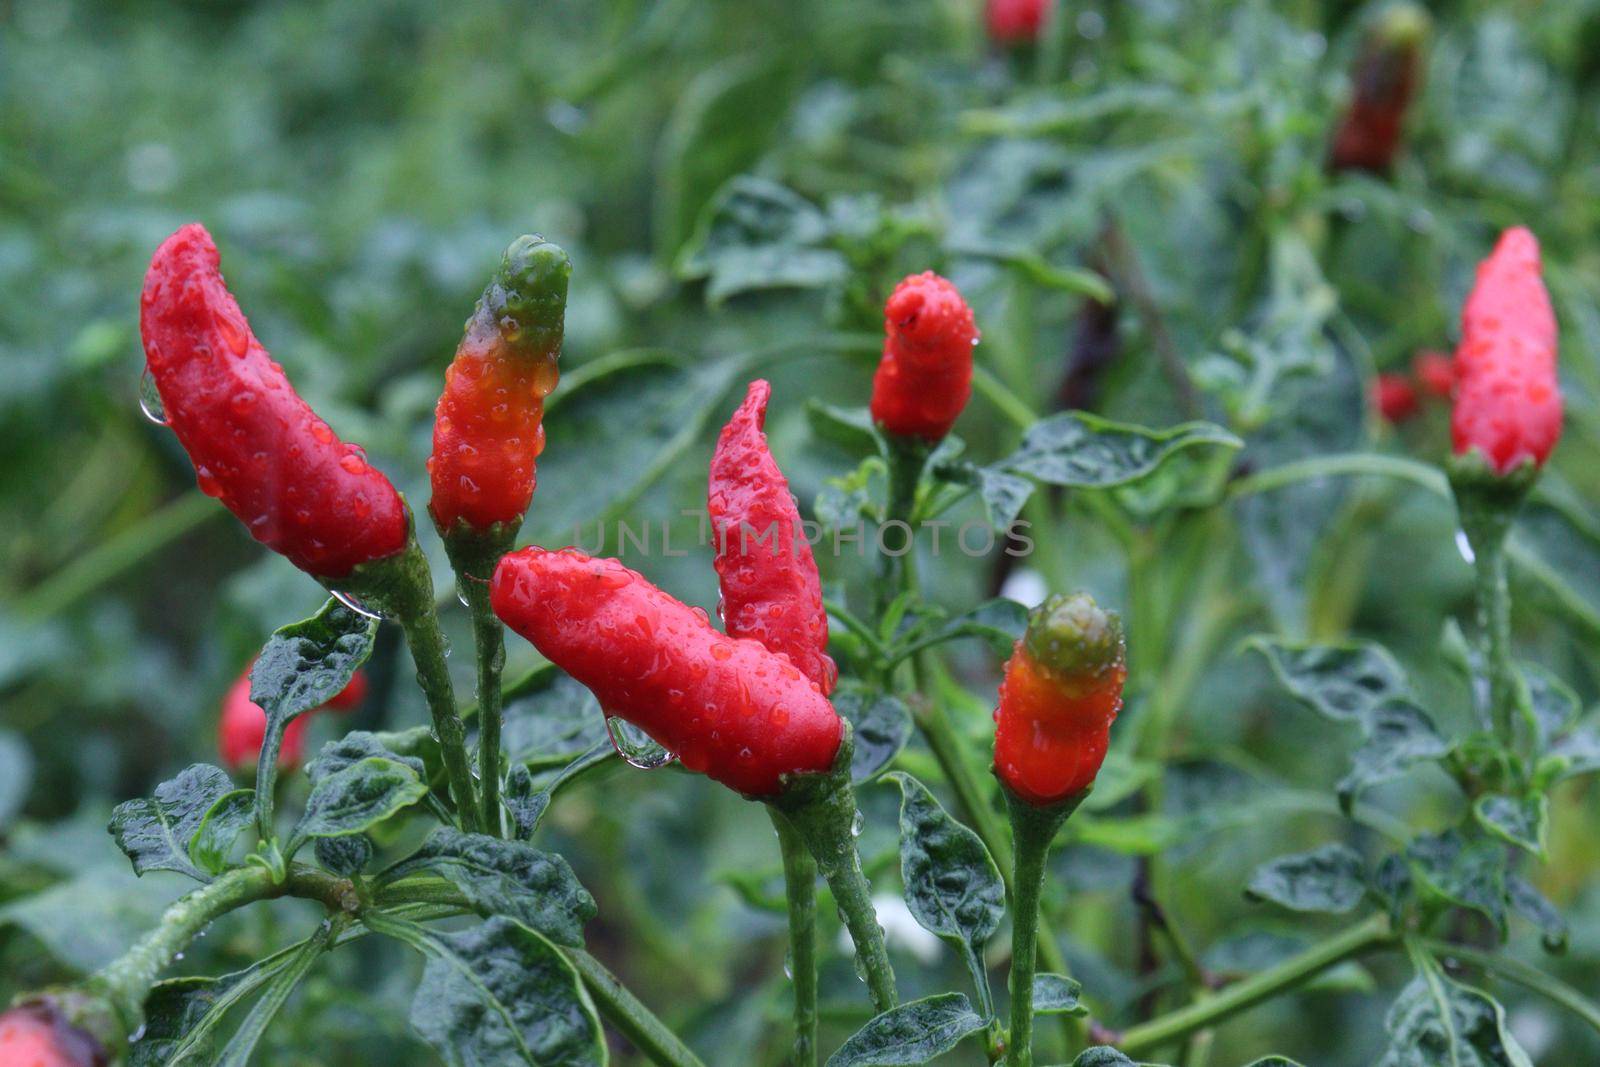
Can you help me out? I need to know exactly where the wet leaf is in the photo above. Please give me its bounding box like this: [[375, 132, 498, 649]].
[[1248, 638, 1409, 724], [1246, 844, 1368, 914], [108, 764, 237, 881], [825, 992, 986, 1067]]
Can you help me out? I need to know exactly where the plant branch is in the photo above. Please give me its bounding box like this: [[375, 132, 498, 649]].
[[770, 807, 820, 1066], [568, 949, 711, 1067], [1116, 913, 1395, 1058], [1418, 938, 1600, 1039]]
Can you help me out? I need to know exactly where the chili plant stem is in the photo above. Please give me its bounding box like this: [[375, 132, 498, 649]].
[[91, 865, 357, 1032], [466, 584, 508, 834], [396, 597, 482, 833], [770, 807, 820, 1067], [1473, 535, 1521, 747], [568, 949, 711, 1067], [1117, 914, 1394, 1058], [1004, 792, 1081, 1067]]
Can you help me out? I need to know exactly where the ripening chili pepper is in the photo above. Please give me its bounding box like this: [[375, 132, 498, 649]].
[[870, 272, 979, 443], [1328, 4, 1428, 175], [708, 380, 837, 695], [1451, 227, 1563, 475], [1413, 350, 1455, 399], [993, 592, 1125, 806], [428, 236, 569, 538], [140, 225, 409, 580], [0, 1002, 107, 1067], [1373, 373, 1420, 423], [491, 547, 843, 797], [986, 0, 1054, 44]]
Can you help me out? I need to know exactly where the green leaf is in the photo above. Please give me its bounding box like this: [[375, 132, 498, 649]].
[[825, 992, 987, 1067], [677, 175, 846, 304], [1245, 844, 1367, 914], [1247, 638, 1409, 724], [306, 732, 426, 783], [0, 863, 182, 973], [816, 456, 886, 532], [835, 687, 912, 785], [1473, 794, 1548, 859], [1506, 875, 1568, 953], [1070, 1049, 1140, 1066], [189, 789, 255, 876], [995, 412, 1241, 495], [378, 828, 596, 947], [898, 598, 1029, 662], [1548, 722, 1600, 781], [213, 925, 333, 1067], [1337, 701, 1451, 812], [108, 764, 237, 881], [500, 670, 610, 770], [1377, 955, 1532, 1067], [1243, 1059, 1308, 1066], [292, 757, 428, 847], [1032, 973, 1086, 1015], [886, 773, 1006, 971], [387, 916, 606, 1067], [1523, 664, 1580, 752], [314, 835, 373, 877], [130, 977, 230, 1067], [250, 599, 378, 732], [939, 461, 1036, 533], [807, 401, 883, 456], [1407, 831, 1508, 933]]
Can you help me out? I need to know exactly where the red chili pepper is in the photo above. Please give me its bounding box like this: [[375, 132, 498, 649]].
[[1413, 350, 1455, 399], [993, 592, 1125, 806], [428, 236, 569, 536], [491, 547, 843, 797], [709, 380, 837, 695], [1451, 227, 1563, 475], [986, 0, 1054, 44], [1328, 4, 1428, 175], [0, 1003, 106, 1067], [140, 224, 408, 580], [870, 272, 979, 443], [1373, 373, 1420, 423]]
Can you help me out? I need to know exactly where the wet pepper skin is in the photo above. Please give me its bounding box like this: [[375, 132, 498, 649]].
[[0, 1003, 106, 1067], [708, 380, 836, 695], [428, 236, 569, 533], [870, 272, 979, 442], [1329, 5, 1426, 175], [1451, 227, 1562, 474], [140, 224, 407, 579], [491, 547, 842, 797], [993, 593, 1125, 806]]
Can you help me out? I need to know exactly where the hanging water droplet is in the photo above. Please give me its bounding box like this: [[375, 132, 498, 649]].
[[173, 951, 185, 961], [783, 950, 793, 980], [1455, 529, 1476, 564], [604, 716, 676, 770], [330, 588, 382, 620], [138, 369, 169, 425], [129, 1024, 148, 1043], [850, 810, 865, 837]]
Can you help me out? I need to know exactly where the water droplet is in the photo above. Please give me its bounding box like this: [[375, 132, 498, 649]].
[[138, 369, 169, 425], [1455, 529, 1476, 564], [605, 716, 676, 770], [851, 810, 865, 837], [173, 951, 185, 961], [330, 588, 383, 620], [129, 1024, 148, 1043]]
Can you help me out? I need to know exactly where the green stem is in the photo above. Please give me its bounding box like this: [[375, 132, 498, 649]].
[[773, 762, 899, 1013], [1227, 453, 1448, 499], [396, 598, 482, 833], [1473, 536, 1520, 748], [1004, 792, 1080, 1067], [770, 807, 820, 1067], [877, 436, 928, 615], [471, 595, 507, 834], [1417, 938, 1600, 1039], [90, 865, 357, 1033], [1117, 914, 1394, 1058], [568, 949, 711, 1067]]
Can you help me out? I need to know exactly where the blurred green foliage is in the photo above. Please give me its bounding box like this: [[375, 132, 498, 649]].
[[3, 0, 1600, 1064]]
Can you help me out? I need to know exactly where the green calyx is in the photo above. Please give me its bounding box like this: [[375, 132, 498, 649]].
[[479, 234, 571, 356], [1447, 449, 1538, 553], [1022, 592, 1125, 680], [1374, 2, 1430, 49]]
